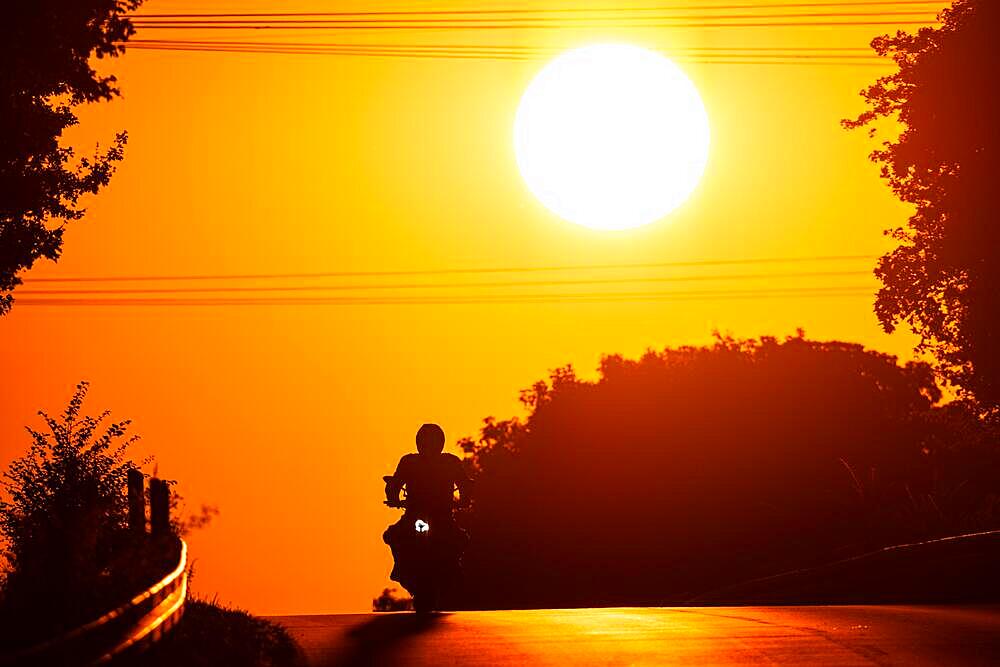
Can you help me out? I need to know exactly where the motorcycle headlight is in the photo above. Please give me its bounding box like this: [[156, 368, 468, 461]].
[[414, 519, 430, 533]]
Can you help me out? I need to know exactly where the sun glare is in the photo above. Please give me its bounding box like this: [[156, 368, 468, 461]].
[[514, 44, 711, 231]]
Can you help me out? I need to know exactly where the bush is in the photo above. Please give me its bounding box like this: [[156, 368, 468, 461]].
[[372, 587, 413, 612], [0, 382, 153, 645], [0, 384, 302, 665]]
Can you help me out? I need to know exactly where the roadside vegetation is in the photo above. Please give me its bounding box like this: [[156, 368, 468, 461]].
[[454, 334, 1000, 609], [132, 597, 305, 667], [0, 382, 156, 648], [844, 0, 1000, 415], [0, 383, 303, 664], [373, 587, 414, 612]]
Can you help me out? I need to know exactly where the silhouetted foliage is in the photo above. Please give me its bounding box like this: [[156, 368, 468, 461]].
[[0, 1, 143, 316], [845, 1, 1000, 412], [0, 382, 161, 646], [1, 383, 140, 585], [453, 334, 1000, 609], [175, 503, 221, 536], [131, 598, 306, 667], [372, 587, 414, 612]]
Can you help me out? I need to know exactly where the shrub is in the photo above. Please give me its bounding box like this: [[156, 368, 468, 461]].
[[0, 382, 148, 643], [372, 587, 414, 612]]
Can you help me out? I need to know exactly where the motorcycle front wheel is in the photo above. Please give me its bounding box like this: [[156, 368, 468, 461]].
[[412, 585, 438, 615]]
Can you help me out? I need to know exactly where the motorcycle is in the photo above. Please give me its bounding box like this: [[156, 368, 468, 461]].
[[383, 475, 462, 614]]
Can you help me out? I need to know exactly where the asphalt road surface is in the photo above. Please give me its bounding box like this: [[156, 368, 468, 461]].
[[271, 605, 1000, 666]]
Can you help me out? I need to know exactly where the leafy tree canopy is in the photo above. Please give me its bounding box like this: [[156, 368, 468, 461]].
[[846, 1, 1000, 412], [455, 335, 999, 609], [0, 1, 142, 315]]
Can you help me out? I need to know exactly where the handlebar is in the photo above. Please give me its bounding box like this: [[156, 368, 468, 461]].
[[384, 499, 470, 510], [383, 474, 470, 509]]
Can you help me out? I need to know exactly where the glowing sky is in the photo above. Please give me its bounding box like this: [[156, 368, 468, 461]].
[[0, 0, 945, 614]]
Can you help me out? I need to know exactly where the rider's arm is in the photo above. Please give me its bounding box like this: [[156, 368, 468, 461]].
[[456, 477, 473, 507], [451, 456, 473, 506], [385, 456, 410, 505], [384, 476, 403, 505]]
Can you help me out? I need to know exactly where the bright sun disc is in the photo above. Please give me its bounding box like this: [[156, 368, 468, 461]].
[[514, 44, 710, 231]]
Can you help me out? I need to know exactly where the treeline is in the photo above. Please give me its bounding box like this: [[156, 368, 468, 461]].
[[452, 334, 1000, 609]]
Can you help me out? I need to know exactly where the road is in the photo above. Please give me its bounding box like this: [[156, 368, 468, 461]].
[[271, 605, 1000, 666]]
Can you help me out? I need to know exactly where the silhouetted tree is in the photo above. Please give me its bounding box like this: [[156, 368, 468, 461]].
[[0, 1, 143, 316], [845, 1, 1000, 412], [454, 334, 1000, 609]]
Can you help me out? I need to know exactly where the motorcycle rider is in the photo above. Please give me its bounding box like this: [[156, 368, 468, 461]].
[[383, 423, 471, 588]]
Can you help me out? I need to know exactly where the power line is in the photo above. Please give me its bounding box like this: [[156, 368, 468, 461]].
[[126, 45, 538, 62], [23, 255, 875, 284], [129, 2, 948, 19], [16, 285, 876, 307], [125, 41, 886, 58], [121, 39, 890, 65], [126, 21, 937, 32], [17, 270, 873, 296], [126, 8, 940, 33], [129, 15, 936, 26], [123, 40, 889, 63], [129, 10, 936, 24], [126, 40, 876, 51], [123, 44, 889, 65]]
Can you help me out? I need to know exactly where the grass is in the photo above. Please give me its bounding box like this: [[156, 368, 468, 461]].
[[126, 596, 306, 667]]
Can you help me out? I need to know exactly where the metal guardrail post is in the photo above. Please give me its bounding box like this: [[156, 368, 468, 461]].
[[149, 478, 170, 537], [127, 469, 146, 535]]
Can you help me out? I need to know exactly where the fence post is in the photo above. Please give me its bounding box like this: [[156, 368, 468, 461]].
[[150, 478, 171, 537], [127, 469, 146, 535]]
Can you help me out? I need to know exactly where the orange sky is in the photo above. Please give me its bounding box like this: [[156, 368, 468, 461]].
[[0, 1, 948, 614]]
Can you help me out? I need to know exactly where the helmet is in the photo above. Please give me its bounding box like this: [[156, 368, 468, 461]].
[[416, 423, 445, 455]]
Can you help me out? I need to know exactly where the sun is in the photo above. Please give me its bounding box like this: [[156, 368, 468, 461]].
[[514, 44, 711, 231]]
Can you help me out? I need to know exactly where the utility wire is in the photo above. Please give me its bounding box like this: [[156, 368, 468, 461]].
[[122, 44, 889, 64], [123, 40, 888, 62], [129, 11, 936, 25], [126, 21, 937, 31], [17, 270, 874, 296], [127, 9, 939, 31], [23, 255, 875, 284], [129, 2, 948, 19], [121, 39, 890, 64], [125, 40, 876, 50], [124, 41, 886, 57], [16, 285, 876, 307]]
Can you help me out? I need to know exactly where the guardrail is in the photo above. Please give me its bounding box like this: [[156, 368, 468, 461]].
[[0, 473, 189, 666], [0, 538, 188, 666]]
